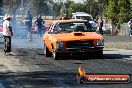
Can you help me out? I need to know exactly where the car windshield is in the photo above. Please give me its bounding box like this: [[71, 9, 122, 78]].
[[52, 22, 95, 34], [76, 16, 93, 21]]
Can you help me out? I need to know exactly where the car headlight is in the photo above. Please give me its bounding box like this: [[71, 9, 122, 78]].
[[97, 40, 104, 46], [56, 42, 63, 48]]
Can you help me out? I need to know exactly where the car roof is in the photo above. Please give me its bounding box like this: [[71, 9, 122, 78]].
[[52, 19, 88, 24]]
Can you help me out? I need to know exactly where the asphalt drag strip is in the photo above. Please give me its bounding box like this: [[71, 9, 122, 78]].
[[0, 36, 132, 88]]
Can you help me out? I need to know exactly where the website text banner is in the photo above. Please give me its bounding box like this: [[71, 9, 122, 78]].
[[84, 75, 130, 83]]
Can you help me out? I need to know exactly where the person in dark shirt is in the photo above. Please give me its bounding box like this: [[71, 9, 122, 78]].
[[99, 17, 104, 35], [25, 10, 32, 41], [35, 15, 45, 37]]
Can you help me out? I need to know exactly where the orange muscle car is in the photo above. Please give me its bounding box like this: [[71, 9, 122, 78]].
[[43, 19, 104, 60]]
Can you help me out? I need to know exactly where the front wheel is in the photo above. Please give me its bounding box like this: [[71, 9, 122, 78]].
[[44, 44, 52, 57], [52, 50, 60, 60]]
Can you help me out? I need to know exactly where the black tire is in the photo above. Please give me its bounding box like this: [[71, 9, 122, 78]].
[[96, 50, 103, 58], [44, 44, 52, 57], [52, 50, 60, 60]]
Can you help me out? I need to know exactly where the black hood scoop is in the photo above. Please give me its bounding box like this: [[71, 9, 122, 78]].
[[73, 32, 84, 36]]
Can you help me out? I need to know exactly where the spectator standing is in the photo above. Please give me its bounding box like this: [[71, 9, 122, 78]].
[[3, 14, 13, 55], [99, 17, 104, 35], [128, 18, 132, 36], [35, 15, 45, 37], [25, 10, 32, 41]]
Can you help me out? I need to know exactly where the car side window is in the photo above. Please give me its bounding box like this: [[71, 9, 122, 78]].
[[52, 24, 61, 34], [49, 24, 58, 33], [48, 24, 54, 33]]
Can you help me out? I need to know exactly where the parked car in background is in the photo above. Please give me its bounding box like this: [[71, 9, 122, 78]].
[[72, 12, 97, 31], [97, 23, 113, 35], [43, 19, 104, 60]]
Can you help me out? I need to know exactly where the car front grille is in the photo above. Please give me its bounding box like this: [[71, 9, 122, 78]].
[[66, 40, 94, 48]]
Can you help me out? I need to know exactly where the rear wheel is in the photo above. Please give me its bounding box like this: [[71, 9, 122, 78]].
[[44, 44, 52, 57]]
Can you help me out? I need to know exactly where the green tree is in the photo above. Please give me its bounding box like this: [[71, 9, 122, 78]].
[[29, 0, 49, 16], [106, 0, 131, 26], [2, 0, 21, 14], [84, 0, 100, 18], [118, 0, 131, 23], [98, 0, 108, 16], [65, 0, 75, 17], [60, 6, 65, 17], [65, 0, 87, 17], [106, 0, 119, 25], [54, 3, 62, 17]]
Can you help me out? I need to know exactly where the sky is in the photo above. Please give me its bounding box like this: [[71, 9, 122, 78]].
[[71, 0, 85, 3], [53, 0, 85, 3]]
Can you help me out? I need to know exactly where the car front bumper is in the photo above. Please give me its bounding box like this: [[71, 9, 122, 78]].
[[55, 46, 104, 55]]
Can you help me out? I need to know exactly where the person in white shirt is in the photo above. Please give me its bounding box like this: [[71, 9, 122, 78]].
[[3, 14, 13, 55], [128, 18, 132, 36]]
